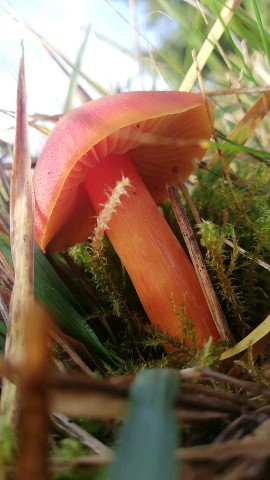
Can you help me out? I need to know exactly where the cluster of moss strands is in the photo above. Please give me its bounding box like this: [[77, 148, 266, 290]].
[[69, 242, 131, 322], [193, 161, 270, 338]]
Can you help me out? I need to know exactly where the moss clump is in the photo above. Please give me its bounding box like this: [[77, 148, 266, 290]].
[[193, 161, 270, 338]]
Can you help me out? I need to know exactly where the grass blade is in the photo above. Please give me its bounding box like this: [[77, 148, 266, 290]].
[[1, 44, 34, 426], [221, 313, 270, 360], [251, 0, 270, 67], [179, 0, 242, 92], [0, 236, 122, 367], [106, 369, 180, 480], [208, 92, 270, 171], [63, 24, 91, 113]]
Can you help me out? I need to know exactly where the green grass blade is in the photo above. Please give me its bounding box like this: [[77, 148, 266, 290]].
[[34, 249, 85, 314], [209, 141, 270, 163], [230, 5, 270, 50], [208, 0, 256, 83], [0, 236, 122, 367], [63, 24, 91, 114], [107, 368, 180, 480], [0, 322, 6, 351], [251, 0, 270, 67], [0, 323, 6, 335]]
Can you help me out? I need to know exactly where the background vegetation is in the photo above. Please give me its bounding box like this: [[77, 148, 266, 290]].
[[0, 1, 269, 478]]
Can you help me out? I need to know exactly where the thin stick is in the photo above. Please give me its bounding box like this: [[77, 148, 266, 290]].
[[174, 170, 201, 225], [53, 412, 113, 457], [52, 331, 95, 377], [167, 184, 233, 341]]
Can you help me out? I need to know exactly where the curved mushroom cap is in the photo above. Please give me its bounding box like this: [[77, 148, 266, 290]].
[[34, 91, 213, 252]]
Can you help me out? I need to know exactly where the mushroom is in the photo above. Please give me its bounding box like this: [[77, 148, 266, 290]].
[[34, 91, 220, 347]]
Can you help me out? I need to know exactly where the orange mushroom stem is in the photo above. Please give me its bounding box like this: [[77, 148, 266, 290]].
[[33, 91, 221, 347], [84, 152, 220, 346]]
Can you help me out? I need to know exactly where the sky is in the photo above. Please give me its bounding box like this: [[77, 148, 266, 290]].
[[0, 0, 168, 154]]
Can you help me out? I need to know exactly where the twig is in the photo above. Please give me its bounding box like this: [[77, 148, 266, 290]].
[[180, 367, 270, 400], [53, 412, 113, 457], [52, 331, 95, 376], [167, 183, 233, 341]]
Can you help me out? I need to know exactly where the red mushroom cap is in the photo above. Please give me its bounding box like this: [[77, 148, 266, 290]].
[[34, 91, 213, 252]]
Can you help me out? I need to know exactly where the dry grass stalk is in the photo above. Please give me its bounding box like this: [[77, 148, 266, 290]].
[[53, 412, 113, 457], [206, 85, 270, 96], [16, 302, 50, 480], [221, 313, 270, 361], [179, 0, 243, 92], [1, 353, 270, 476], [207, 92, 270, 169], [1, 45, 34, 425], [47, 369, 259, 419]]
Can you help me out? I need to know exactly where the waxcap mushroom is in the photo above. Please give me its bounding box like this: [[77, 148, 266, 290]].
[[34, 91, 213, 252], [34, 91, 220, 346]]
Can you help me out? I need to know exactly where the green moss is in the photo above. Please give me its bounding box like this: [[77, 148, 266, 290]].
[[0, 420, 16, 465], [193, 161, 270, 338]]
